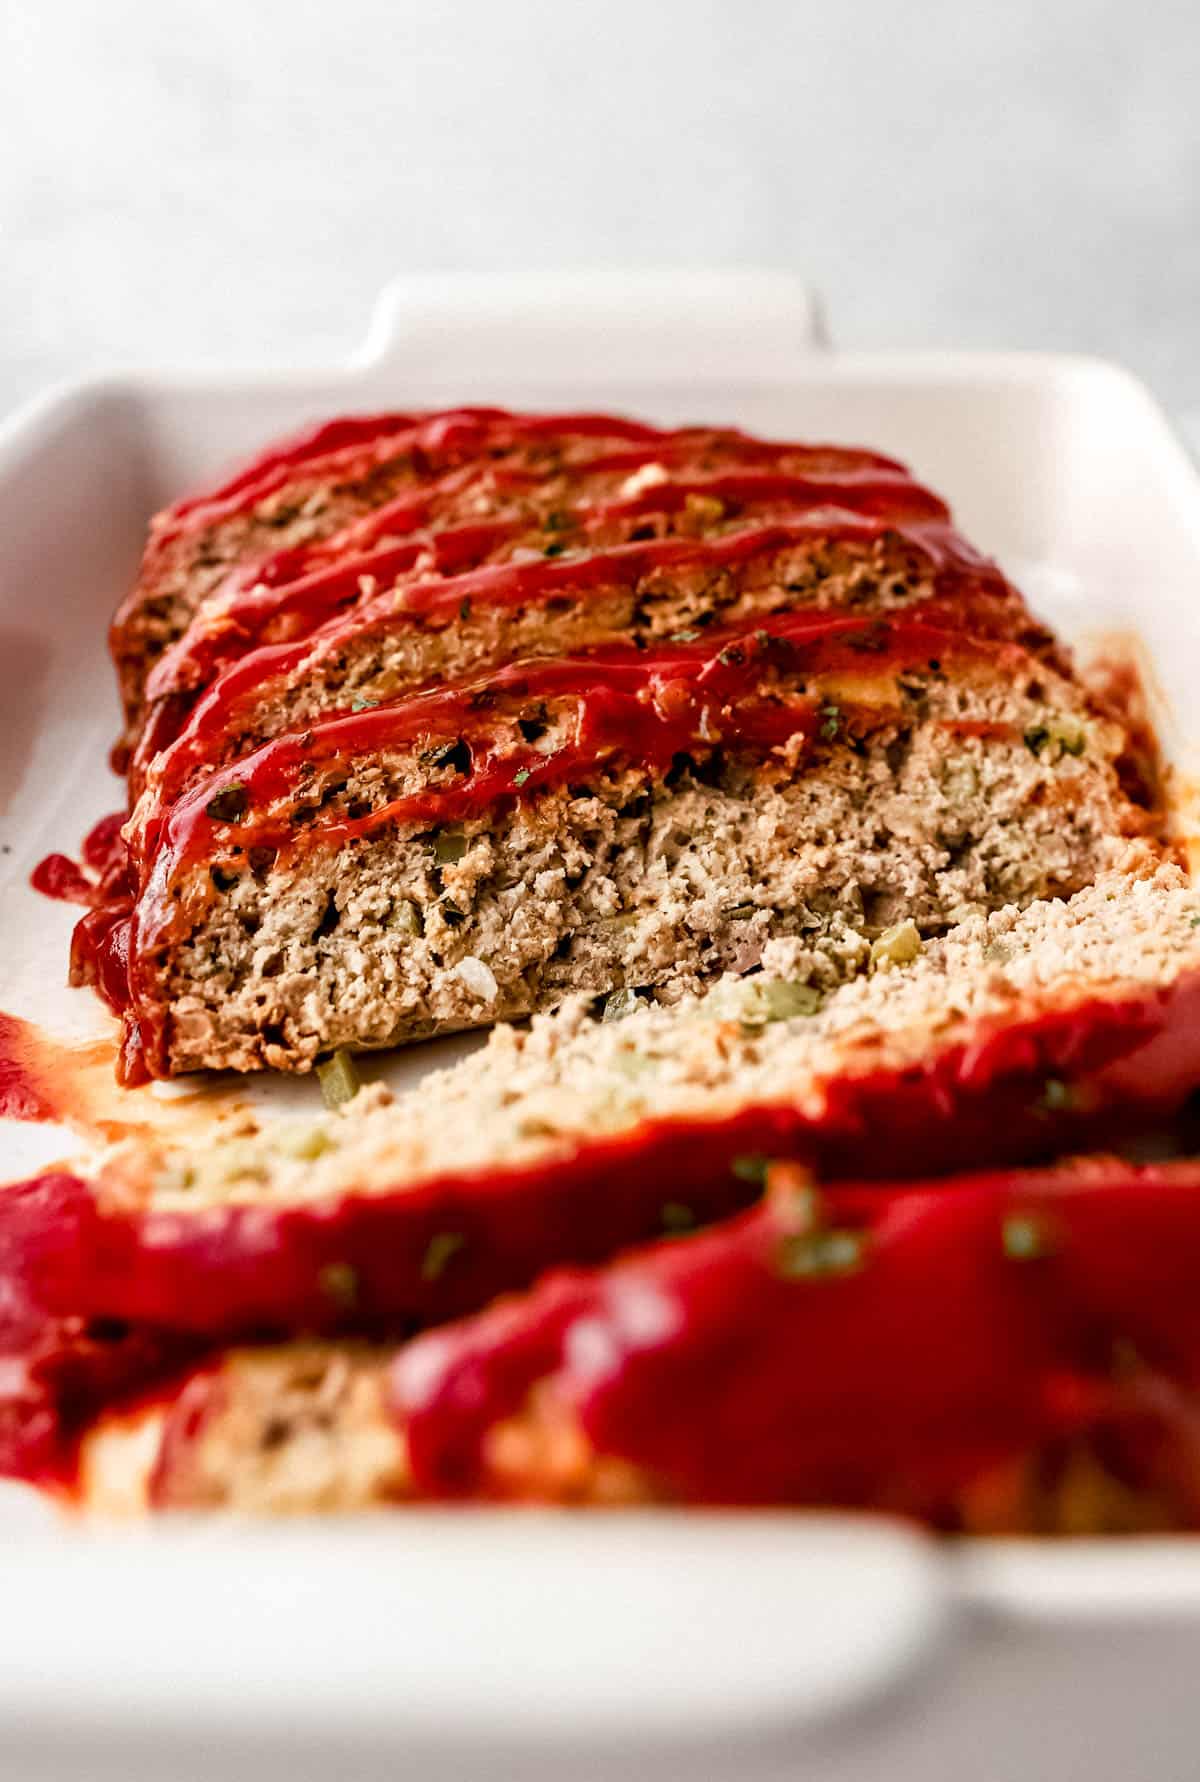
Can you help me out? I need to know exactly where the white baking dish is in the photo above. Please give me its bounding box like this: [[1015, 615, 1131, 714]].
[[4, 270, 1200, 1781]]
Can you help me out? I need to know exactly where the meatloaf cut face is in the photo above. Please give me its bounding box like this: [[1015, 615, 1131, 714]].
[[70, 1158, 1200, 1527], [24, 853, 1200, 1343]]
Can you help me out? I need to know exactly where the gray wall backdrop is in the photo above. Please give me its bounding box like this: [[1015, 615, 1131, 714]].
[[2, 0, 1198, 413]]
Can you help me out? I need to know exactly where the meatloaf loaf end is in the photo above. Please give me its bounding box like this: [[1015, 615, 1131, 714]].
[[73, 1158, 1200, 1528]]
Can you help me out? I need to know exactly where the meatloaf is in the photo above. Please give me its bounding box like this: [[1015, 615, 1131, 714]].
[[22, 852, 1200, 1344], [84, 404, 1155, 1081], [68, 1157, 1200, 1528]]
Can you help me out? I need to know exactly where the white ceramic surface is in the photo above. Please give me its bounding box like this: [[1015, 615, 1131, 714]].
[[5, 0, 1200, 416], [4, 270, 1200, 1778]]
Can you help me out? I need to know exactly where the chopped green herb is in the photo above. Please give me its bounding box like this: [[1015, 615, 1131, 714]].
[[205, 784, 248, 824], [717, 646, 744, 668], [671, 628, 701, 644], [350, 696, 378, 712], [318, 1261, 360, 1311], [459, 597, 472, 620], [1002, 1213, 1054, 1261], [819, 704, 841, 742], [433, 829, 468, 864], [754, 629, 770, 647], [777, 1227, 868, 1279], [421, 1231, 465, 1281], [732, 1154, 770, 1185], [661, 1201, 696, 1235], [723, 901, 757, 921], [317, 1048, 361, 1110], [513, 768, 531, 787], [1039, 1077, 1076, 1113], [602, 987, 642, 1023], [1191, 916, 1200, 929]]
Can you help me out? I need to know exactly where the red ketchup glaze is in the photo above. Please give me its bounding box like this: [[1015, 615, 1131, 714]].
[[132, 478, 1006, 783], [0, 1013, 60, 1123], [144, 613, 1015, 867], [13, 970, 1200, 1341], [588, 467, 949, 525], [140, 591, 1021, 849], [154, 408, 903, 541], [392, 1163, 1200, 1509], [144, 410, 726, 562], [0, 1176, 201, 1488], [29, 855, 95, 907], [31, 811, 130, 911], [141, 519, 522, 710]]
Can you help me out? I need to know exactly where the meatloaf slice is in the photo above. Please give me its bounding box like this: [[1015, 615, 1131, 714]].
[[25, 853, 1200, 1342], [134, 459, 958, 780], [71, 1158, 1200, 1526], [133, 504, 1040, 812], [113, 405, 903, 759], [83, 610, 1146, 1078]]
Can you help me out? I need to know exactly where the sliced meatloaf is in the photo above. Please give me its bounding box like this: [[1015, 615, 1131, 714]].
[[85, 604, 1146, 1079], [113, 405, 908, 761], [23, 854, 1200, 1342], [130, 503, 1043, 809], [86, 406, 1155, 1080], [71, 1158, 1200, 1527]]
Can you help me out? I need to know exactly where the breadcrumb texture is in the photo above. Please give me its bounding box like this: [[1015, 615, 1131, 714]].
[[92, 848, 1200, 1216]]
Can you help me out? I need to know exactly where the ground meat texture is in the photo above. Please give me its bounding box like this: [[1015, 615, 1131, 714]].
[[137, 655, 1140, 1076], [136, 527, 962, 807], [113, 408, 906, 755]]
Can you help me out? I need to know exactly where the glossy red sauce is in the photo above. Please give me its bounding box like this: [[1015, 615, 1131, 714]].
[[0, 1013, 61, 1123], [155, 407, 901, 539], [141, 559, 1030, 828], [134, 483, 1007, 788], [142, 518, 522, 709], [14, 970, 1200, 1341], [31, 812, 129, 910], [29, 854, 95, 906], [151, 610, 984, 867], [0, 1170, 202, 1487], [393, 1162, 1200, 1509]]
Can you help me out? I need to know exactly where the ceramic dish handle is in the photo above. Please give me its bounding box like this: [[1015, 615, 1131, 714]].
[[351, 267, 827, 387]]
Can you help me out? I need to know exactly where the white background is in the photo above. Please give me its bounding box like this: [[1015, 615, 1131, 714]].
[[2, 0, 1198, 415]]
